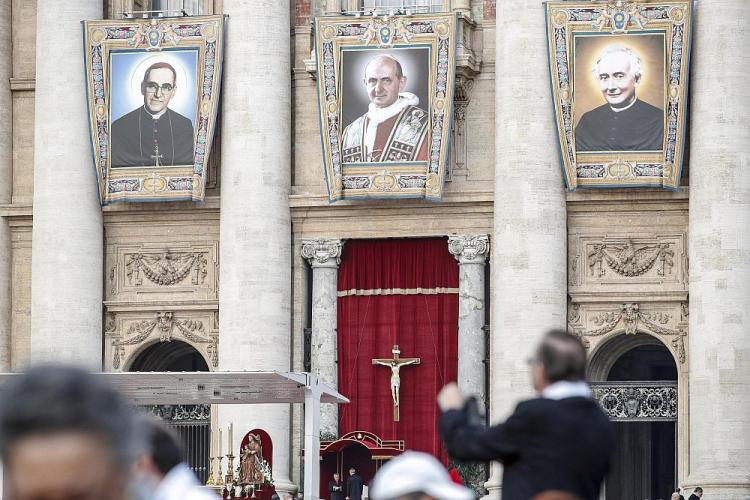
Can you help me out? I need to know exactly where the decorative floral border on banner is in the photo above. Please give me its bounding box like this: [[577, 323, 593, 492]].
[[83, 16, 225, 204], [314, 13, 458, 202], [544, 1, 692, 190]]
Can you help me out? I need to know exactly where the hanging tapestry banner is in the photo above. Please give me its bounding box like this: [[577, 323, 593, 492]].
[[83, 16, 225, 204], [314, 13, 458, 202], [544, 1, 692, 190]]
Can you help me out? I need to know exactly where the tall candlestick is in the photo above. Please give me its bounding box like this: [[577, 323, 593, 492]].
[[219, 428, 223, 457], [229, 423, 233, 455]]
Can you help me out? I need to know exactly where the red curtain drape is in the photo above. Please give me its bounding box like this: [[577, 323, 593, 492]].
[[337, 238, 458, 460]]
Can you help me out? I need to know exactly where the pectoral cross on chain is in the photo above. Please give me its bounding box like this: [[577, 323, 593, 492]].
[[372, 345, 420, 422], [150, 142, 163, 168]]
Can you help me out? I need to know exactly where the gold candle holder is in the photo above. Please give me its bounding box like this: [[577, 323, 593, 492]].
[[206, 456, 216, 486], [225, 453, 235, 485]]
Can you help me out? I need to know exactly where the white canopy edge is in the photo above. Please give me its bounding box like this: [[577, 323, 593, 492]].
[[0, 370, 349, 406]]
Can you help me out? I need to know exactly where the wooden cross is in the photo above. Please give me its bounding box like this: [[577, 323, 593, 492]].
[[372, 345, 420, 422]]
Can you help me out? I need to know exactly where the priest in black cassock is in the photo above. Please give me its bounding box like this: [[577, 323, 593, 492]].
[[110, 61, 195, 167], [575, 45, 664, 152]]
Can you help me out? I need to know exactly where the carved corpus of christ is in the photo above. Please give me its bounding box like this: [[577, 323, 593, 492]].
[[372, 345, 420, 422]]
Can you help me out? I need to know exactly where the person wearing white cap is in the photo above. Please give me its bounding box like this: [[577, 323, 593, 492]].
[[369, 451, 475, 500]]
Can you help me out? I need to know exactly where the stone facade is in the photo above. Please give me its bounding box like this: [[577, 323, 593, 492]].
[[1, 0, 749, 498]]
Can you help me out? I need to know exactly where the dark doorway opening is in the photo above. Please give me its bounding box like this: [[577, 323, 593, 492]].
[[129, 340, 211, 483], [603, 339, 678, 500]]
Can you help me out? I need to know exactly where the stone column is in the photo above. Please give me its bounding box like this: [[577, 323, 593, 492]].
[[448, 235, 489, 408], [218, 0, 294, 495], [0, 0, 12, 371], [301, 238, 343, 437], [30, 0, 103, 368], [687, 1, 750, 497], [451, 0, 471, 15], [487, 1, 568, 497]]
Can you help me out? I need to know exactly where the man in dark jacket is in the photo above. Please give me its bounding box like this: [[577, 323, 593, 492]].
[[328, 472, 344, 500], [438, 330, 615, 500], [687, 486, 703, 500], [345, 467, 363, 500]]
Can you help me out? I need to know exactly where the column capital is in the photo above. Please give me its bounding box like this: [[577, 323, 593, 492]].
[[448, 235, 490, 265], [302, 238, 344, 268]]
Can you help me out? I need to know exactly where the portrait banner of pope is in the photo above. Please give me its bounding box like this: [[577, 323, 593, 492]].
[[83, 15, 225, 204], [544, 1, 692, 190], [314, 13, 458, 202]]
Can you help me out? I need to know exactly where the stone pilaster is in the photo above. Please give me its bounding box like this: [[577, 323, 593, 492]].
[[301, 238, 343, 437], [30, 0, 103, 368], [0, 0, 11, 371], [448, 235, 489, 408], [487, 1, 567, 497], [687, 1, 750, 497], [217, 0, 294, 494]]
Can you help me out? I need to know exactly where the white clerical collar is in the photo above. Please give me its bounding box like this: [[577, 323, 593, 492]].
[[143, 106, 167, 120], [363, 93, 420, 159], [610, 97, 637, 113], [541, 380, 592, 400]]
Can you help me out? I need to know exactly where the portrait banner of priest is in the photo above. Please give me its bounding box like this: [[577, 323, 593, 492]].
[[83, 16, 225, 204], [544, 1, 692, 190], [314, 13, 458, 202]]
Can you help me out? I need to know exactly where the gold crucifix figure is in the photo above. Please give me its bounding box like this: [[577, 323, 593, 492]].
[[372, 345, 420, 422]]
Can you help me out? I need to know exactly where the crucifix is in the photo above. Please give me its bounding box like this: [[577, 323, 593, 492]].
[[372, 345, 420, 422]]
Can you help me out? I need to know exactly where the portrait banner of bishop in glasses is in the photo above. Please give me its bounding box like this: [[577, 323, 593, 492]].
[[544, 1, 692, 190], [83, 16, 225, 204], [314, 13, 458, 202]]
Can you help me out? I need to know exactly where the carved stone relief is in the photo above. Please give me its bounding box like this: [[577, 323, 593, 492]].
[[126, 252, 208, 286], [568, 234, 687, 292], [106, 242, 218, 301], [450, 76, 475, 180], [105, 310, 219, 370], [568, 301, 687, 364]]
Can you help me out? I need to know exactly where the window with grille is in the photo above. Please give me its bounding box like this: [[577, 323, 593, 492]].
[[138, 0, 205, 15], [362, 0, 445, 13]]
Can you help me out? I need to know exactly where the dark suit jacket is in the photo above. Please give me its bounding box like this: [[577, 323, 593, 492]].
[[440, 396, 615, 500], [346, 473, 363, 500], [328, 479, 344, 500], [688, 495, 700, 500]]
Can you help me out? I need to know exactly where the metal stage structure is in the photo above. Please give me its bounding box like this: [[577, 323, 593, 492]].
[[0, 371, 348, 500]]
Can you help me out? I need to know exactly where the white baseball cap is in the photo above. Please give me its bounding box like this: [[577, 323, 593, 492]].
[[369, 451, 475, 500]]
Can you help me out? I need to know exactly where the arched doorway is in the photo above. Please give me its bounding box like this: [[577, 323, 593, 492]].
[[128, 340, 211, 483], [319, 431, 403, 499], [590, 335, 678, 500]]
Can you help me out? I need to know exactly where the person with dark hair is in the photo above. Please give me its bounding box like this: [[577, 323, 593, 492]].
[[132, 416, 217, 500], [437, 330, 615, 500], [687, 486, 703, 500], [346, 467, 364, 500], [111, 60, 195, 167], [0, 365, 143, 500]]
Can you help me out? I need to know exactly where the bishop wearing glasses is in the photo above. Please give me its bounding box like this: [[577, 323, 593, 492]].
[[110, 62, 195, 168]]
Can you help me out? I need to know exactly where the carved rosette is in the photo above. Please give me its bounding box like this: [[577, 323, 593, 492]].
[[568, 302, 687, 364], [448, 235, 490, 265], [107, 311, 219, 370], [301, 239, 343, 268]]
